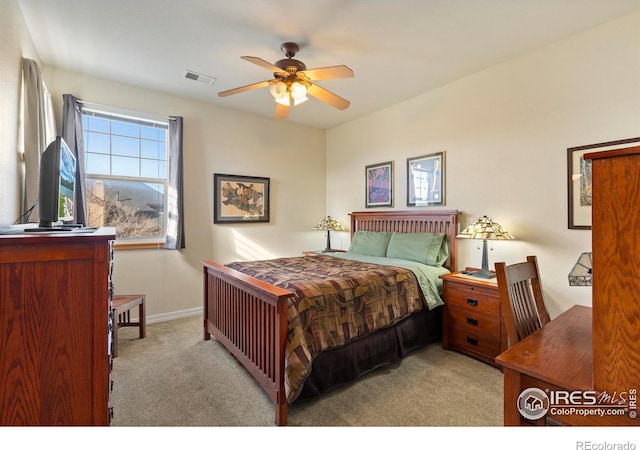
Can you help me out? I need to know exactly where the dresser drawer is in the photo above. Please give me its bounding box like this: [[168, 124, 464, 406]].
[[447, 305, 501, 338], [450, 328, 501, 359], [444, 284, 500, 316]]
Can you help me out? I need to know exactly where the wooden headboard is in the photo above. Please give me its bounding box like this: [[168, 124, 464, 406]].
[[349, 210, 459, 272]]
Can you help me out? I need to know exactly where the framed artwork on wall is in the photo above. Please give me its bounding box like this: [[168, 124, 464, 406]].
[[365, 161, 393, 208], [213, 173, 270, 223], [407, 152, 445, 206], [567, 137, 640, 229]]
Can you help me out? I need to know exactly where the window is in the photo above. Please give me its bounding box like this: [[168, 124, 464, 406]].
[[82, 107, 169, 242]]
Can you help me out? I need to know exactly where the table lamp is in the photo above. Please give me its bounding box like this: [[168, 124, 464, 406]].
[[312, 216, 345, 252], [568, 252, 592, 286], [457, 215, 514, 278]]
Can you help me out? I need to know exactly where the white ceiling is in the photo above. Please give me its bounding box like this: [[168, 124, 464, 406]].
[[17, 0, 640, 130]]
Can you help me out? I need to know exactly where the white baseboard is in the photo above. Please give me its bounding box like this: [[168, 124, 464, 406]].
[[146, 307, 203, 324]]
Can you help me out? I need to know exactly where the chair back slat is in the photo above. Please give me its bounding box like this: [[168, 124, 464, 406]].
[[495, 255, 551, 348]]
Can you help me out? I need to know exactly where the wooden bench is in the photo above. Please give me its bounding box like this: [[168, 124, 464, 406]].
[[111, 294, 146, 357]]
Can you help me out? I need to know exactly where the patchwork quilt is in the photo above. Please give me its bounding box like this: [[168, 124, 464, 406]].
[[226, 254, 442, 403]]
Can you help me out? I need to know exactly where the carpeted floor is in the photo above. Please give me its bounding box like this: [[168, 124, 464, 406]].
[[110, 315, 503, 427]]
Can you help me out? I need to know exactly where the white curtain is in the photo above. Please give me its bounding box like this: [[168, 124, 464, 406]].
[[20, 58, 56, 223]]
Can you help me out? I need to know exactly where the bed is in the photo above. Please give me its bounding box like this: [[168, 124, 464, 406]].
[[202, 209, 459, 425]]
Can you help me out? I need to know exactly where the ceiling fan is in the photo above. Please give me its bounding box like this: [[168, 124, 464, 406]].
[[218, 42, 354, 120]]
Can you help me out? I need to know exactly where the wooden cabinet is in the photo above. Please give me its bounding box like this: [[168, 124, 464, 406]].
[[585, 146, 640, 395], [441, 272, 503, 366], [0, 228, 116, 425]]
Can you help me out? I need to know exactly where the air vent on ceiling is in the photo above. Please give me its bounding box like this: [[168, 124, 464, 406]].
[[184, 70, 216, 85]]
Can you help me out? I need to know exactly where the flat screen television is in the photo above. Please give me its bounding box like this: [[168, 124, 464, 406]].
[[27, 136, 77, 231]]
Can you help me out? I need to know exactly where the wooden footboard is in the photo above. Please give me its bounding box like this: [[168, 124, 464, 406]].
[[202, 260, 294, 426]]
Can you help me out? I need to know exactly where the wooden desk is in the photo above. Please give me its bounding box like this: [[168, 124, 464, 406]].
[[495, 305, 637, 426]]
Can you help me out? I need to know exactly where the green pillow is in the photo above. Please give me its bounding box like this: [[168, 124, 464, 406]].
[[386, 232, 446, 266], [436, 234, 450, 266], [348, 231, 392, 257]]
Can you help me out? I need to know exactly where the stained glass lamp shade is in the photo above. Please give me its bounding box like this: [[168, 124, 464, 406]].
[[568, 252, 592, 286], [456, 215, 514, 279], [312, 216, 345, 252]]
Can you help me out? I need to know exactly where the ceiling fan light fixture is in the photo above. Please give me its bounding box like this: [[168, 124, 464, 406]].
[[293, 96, 308, 106], [269, 81, 287, 99], [275, 94, 291, 106], [291, 81, 307, 100]]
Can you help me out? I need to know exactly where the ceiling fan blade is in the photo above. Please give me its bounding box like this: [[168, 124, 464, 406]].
[[274, 102, 289, 120], [298, 65, 354, 81], [307, 84, 351, 110], [241, 56, 289, 77], [218, 80, 271, 97]]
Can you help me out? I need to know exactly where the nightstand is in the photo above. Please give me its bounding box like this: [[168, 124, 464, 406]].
[[440, 272, 504, 367]]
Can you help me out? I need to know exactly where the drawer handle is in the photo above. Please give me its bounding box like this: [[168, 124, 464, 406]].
[[466, 298, 478, 306], [467, 336, 479, 346], [467, 317, 478, 326]]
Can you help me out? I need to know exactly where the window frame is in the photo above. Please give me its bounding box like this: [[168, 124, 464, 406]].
[[81, 104, 170, 247]]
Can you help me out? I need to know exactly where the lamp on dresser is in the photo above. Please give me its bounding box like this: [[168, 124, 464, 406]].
[[568, 252, 592, 286], [457, 215, 514, 278], [312, 216, 345, 253]]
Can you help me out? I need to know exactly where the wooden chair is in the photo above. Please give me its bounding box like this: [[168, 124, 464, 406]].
[[111, 294, 146, 357], [494, 256, 551, 349]]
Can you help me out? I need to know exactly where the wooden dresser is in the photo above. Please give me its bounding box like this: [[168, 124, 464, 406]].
[[441, 272, 503, 366], [585, 145, 640, 397], [0, 228, 116, 425]]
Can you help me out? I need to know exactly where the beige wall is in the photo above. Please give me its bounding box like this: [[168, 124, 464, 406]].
[[2, 0, 327, 323], [0, 0, 39, 223], [4, 1, 639, 321], [43, 67, 327, 322], [326, 11, 640, 318]]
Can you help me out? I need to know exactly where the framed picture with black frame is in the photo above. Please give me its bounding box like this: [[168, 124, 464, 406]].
[[365, 161, 393, 208], [213, 173, 270, 223], [567, 137, 640, 229], [407, 152, 445, 206]]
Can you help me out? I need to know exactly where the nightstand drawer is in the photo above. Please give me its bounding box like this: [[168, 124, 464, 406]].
[[450, 328, 501, 358], [447, 305, 500, 338], [444, 285, 500, 316]]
